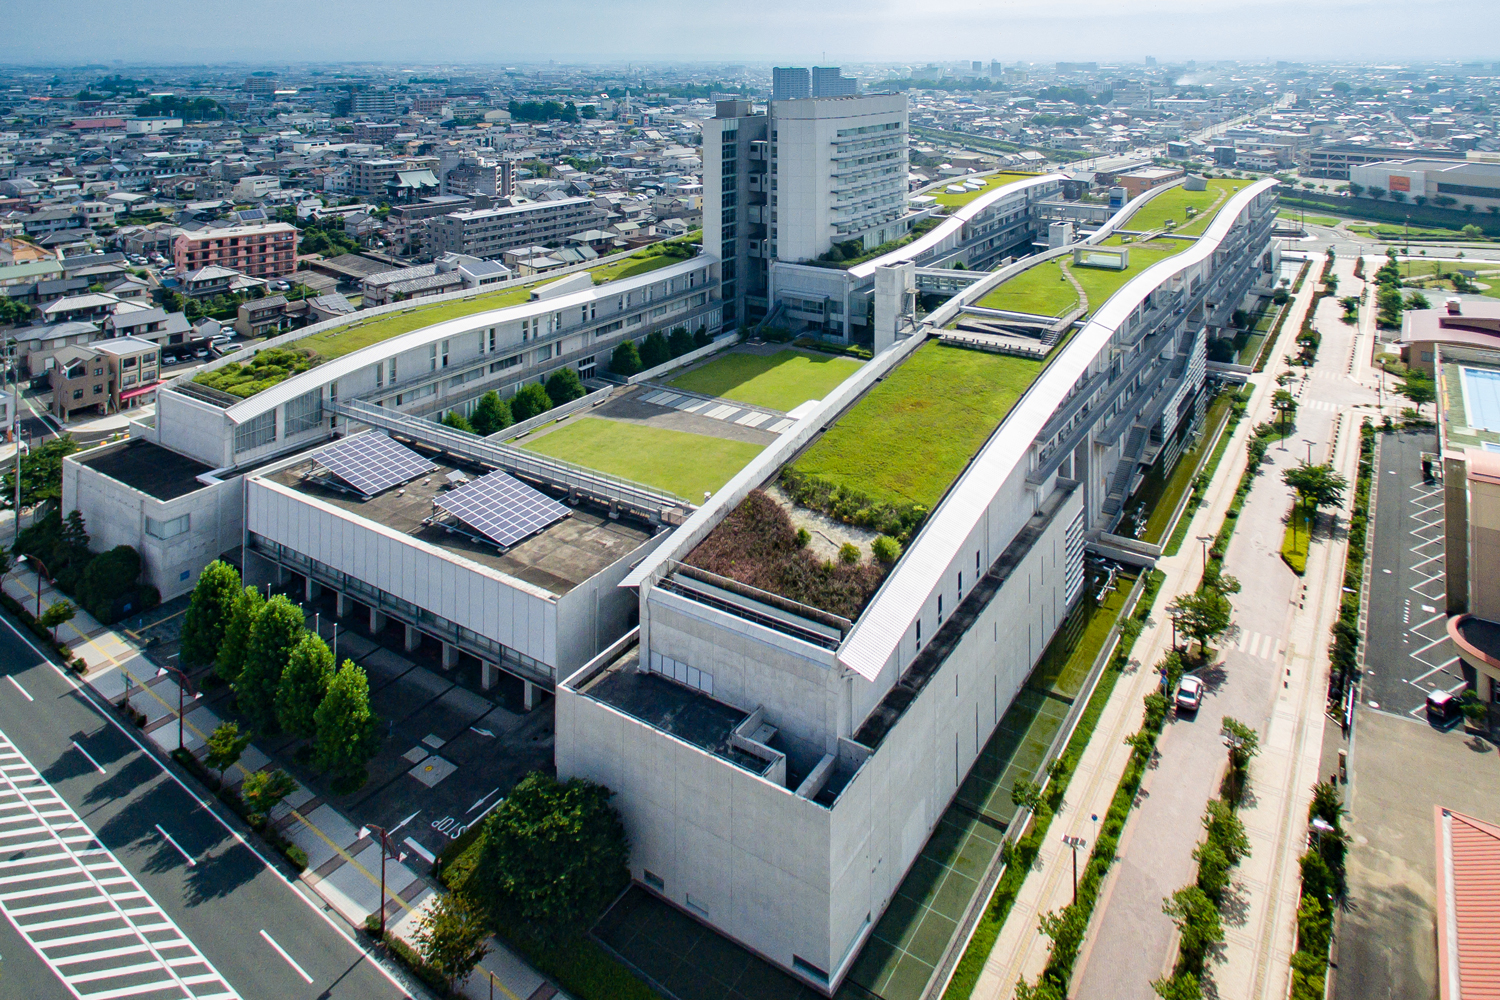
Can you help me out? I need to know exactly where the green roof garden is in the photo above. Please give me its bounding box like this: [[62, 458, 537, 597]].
[[975, 259, 1080, 316], [927, 171, 1039, 209], [190, 233, 700, 397], [1121, 178, 1253, 237]]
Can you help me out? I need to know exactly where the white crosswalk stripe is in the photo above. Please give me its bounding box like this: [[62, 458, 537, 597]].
[[1232, 630, 1283, 661], [0, 731, 240, 999]]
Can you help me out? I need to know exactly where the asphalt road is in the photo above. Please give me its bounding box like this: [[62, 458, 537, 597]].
[[0, 611, 419, 999], [1362, 429, 1463, 721]]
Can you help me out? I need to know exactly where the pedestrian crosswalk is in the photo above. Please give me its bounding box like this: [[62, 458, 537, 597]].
[[638, 388, 795, 434], [0, 732, 238, 999], [1230, 630, 1283, 662], [1299, 399, 1343, 413]]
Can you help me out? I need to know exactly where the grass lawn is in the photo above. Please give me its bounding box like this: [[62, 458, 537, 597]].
[[521, 417, 761, 500], [975, 260, 1079, 316], [586, 250, 683, 285], [789, 341, 1042, 510], [668, 348, 863, 411], [1069, 238, 1186, 308], [1278, 210, 1343, 227], [1124, 179, 1253, 237], [929, 172, 1038, 209], [297, 285, 536, 360], [1281, 505, 1310, 575]]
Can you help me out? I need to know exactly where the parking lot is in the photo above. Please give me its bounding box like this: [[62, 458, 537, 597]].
[[1362, 430, 1463, 720]]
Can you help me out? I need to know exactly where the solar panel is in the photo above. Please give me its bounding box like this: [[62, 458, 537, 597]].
[[312, 432, 435, 497], [435, 470, 570, 548]]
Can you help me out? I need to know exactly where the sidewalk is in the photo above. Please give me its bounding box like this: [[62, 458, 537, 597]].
[[0, 568, 567, 1000], [970, 276, 1309, 999]]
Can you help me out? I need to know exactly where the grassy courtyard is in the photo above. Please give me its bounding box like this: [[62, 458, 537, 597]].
[[1068, 238, 1187, 307], [929, 172, 1037, 209], [669, 348, 863, 412], [974, 260, 1080, 316], [1124, 178, 1253, 236], [788, 341, 1042, 510], [520, 417, 762, 500]]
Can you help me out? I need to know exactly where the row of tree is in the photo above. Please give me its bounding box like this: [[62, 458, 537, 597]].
[[181, 561, 378, 788], [609, 326, 711, 377], [440, 369, 587, 436]]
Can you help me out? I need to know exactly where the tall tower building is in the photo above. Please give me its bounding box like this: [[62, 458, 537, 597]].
[[771, 67, 810, 102], [705, 93, 908, 327], [810, 66, 858, 97]]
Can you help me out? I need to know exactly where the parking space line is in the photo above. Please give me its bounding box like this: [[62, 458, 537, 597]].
[[7, 676, 33, 702], [155, 823, 197, 867], [259, 929, 314, 984], [70, 739, 106, 774]]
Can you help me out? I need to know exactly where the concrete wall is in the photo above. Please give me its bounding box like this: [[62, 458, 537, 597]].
[[554, 529, 670, 674], [1468, 471, 1500, 622], [61, 444, 242, 602], [246, 477, 560, 671], [556, 686, 836, 980]]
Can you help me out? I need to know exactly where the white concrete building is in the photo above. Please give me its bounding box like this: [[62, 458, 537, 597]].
[[1349, 157, 1500, 212], [556, 179, 1280, 996]]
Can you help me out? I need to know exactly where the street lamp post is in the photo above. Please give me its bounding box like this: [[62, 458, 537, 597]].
[[1197, 534, 1214, 572], [358, 824, 407, 940], [15, 553, 49, 619], [156, 663, 193, 751], [1060, 834, 1088, 905], [1303, 439, 1316, 466]]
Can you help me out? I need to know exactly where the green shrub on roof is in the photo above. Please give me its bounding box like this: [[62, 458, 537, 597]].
[[192, 347, 321, 399]]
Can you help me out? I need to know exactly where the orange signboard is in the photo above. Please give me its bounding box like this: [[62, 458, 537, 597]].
[[1390, 175, 1411, 192]]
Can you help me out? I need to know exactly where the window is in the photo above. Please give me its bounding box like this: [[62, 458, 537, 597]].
[[72, 389, 82, 400], [234, 410, 276, 453], [122, 374, 136, 387], [488, 328, 496, 352], [93, 384, 103, 395], [146, 514, 190, 540], [389, 357, 396, 383], [441, 339, 449, 368], [122, 357, 137, 369], [93, 367, 103, 377], [937, 594, 943, 623], [375, 361, 384, 388], [536, 344, 553, 362], [522, 318, 532, 342], [284, 389, 323, 435], [429, 343, 438, 371], [579, 355, 596, 379]]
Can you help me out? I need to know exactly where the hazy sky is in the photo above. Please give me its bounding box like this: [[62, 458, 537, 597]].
[[5, 0, 1494, 67]]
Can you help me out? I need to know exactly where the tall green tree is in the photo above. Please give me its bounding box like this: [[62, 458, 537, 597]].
[[1282, 463, 1349, 519], [39, 600, 76, 642], [469, 391, 512, 436], [610, 340, 642, 376], [241, 768, 298, 818], [179, 561, 243, 668], [234, 594, 304, 733], [509, 383, 553, 422], [1162, 885, 1223, 969], [469, 773, 628, 943], [1166, 588, 1234, 650], [544, 367, 586, 408], [313, 660, 379, 787], [216, 585, 264, 684], [638, 331, 670, 369], [276, 633, 335, 738], [667, 327, 695, 358], [1399, 372, 1436, 412]]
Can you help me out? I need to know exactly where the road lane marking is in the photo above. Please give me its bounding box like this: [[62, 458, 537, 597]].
[[389, 810, 418, 834], [0, 729, 240, 998], [70, 739, 106, 774], [403, 837, 435, 863], [154, 823, 197, 866], [467, 787, 499, 814], [7, 676, 32, 702], [260, 929, 314, 984], [0, 610, 416, 999]]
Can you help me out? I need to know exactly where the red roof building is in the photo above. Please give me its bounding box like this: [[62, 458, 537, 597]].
[[1435, 806, 1500, 1000]]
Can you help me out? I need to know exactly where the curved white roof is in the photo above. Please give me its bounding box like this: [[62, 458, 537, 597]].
[[838, 178, 1277, 679], [847, 172, 1064, 280], [207, 255, 711, 424]]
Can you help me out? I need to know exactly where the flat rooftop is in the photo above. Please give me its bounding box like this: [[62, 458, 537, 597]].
[[267, 449, 654, 596], [1440, 351, 1500, 452], [79, 439, 214, 501]]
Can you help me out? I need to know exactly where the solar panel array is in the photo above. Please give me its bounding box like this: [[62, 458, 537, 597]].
[[312, 432, 435, 496], [436, 470, 571, 548]]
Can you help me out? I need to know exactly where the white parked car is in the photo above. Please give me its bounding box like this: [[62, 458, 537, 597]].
[[1175, 675, 1205, 715]]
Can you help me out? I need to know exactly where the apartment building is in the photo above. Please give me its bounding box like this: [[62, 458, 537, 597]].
[[351, 158, 407, 198], [48, 335, 159, 421], [171, 222, 297, 279], [426, 198, 607, 260]]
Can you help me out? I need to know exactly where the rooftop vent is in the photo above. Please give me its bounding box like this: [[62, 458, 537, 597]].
[[1447, 297, 1463, 315]]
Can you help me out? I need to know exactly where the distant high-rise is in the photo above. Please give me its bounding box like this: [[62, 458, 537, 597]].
[[971, 60, 984, 73], [810, 66, 858, 97], [772, 67, 810, 102]]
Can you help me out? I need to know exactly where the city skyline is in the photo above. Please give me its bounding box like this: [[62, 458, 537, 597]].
[[4, 0, 1496, 66]]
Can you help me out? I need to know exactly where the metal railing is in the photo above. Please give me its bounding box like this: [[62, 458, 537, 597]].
[[331, 397, 694, 521]]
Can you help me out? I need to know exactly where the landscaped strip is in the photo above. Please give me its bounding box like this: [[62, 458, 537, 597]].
[[1163, 385, 1253, 557], [1328, 422, 1374, 707], [940, 570, 1165, 1000]]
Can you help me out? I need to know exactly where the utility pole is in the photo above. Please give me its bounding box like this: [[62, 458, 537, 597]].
[[10, 338, 19, 552], [1060, 834, 1087, 905]]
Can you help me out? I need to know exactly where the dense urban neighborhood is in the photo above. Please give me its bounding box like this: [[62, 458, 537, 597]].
[[0, 39, 1496, 1000]]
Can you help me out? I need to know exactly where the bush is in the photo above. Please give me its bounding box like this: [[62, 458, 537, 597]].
[[794, 527, 810, 548], [685, 490, 890, 619], [872, 535, 901, 563], [509, 383, 553, 423], [838, 542, 861, 564], [693, 326, 711, 348], [76, 545, 149, 624], [441, 410, 474, 433]]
